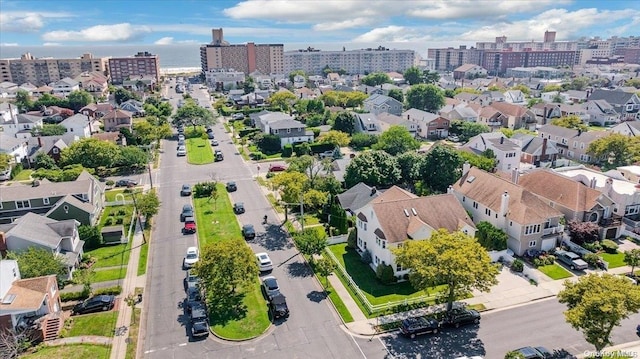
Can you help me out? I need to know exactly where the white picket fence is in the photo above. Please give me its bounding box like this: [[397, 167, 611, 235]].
[[326, 234, 348, 245]]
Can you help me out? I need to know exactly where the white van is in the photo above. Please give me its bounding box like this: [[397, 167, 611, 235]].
[[0, 168, 11, 181]]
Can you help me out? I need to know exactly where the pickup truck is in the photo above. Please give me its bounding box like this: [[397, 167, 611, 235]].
[[556, 250, 588, 270]]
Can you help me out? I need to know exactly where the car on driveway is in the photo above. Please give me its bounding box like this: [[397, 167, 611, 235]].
[[180, 184, 192, 196], [180, 204, 193, 221], [256, 253, 273, 273], [115, 179, 138, 187], [443, 308, 481, 328], [183, 217, 196, 234], [226, 181, 237, 192], [72, 295, 116, 315], [399, 316, 440, 339], [556, 250, 588, 270], [242, 224, 255, 240], [268, 293, 289, 319], [183, 246, 199, 269], [514, 346, 553, 359], [233, 202, 245, 214], [231, 113, 244, 120]]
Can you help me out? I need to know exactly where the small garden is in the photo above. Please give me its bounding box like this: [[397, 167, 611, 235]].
[[568, 221, 626, 269]]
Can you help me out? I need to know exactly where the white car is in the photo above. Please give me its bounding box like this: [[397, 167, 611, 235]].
[[177, 146, 187, 156], [261, 276, 280, 298], [183, 247, 199, 269], [255, 252, 273, 272]]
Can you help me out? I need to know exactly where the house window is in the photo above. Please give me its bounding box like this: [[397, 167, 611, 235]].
[[573, 141, 577, 148], [52, 148, 59, 154], [287, 128, 291, 134], [473, 202, 478, 209], [580, 143, 585, 149], [15, 200, 30, 209], [396, 262, 403, 272], [382, 241, 386, 249], [529, 240, 537, 247], [375, 255, 380, 265], [273, 129, 279, 134], [524, 224, 541, 235], [43, 198, 50, 205], [510, 221, 513, 226], [485, 208, 491, 216], [363, 223, 367, 231]]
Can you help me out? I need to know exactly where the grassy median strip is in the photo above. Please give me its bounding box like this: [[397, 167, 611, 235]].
[[186, 137, 214, 164], [194, 184, 243, 247], [209, 278, 270, 339], [22, 345, 111, 359]]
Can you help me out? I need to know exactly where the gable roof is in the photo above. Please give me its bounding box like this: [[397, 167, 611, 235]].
[[518, 169, 611, 212], [364, 93, 402, 107], [0, 212, 77, 249], [100, 109, 132, 120], [0, 275, 54, 312], [336, 182, 381, 213], [588, 89, 636, 105], [490, 101, 529, 117], [369, 189, 475, 243], [453, 167, 562, 224], [454, 64, 481, 72], [402, 108, 439, 123], [539, 124, 580, 138], [46, 194, 95, 216], [269, 119, 305, 130], [611, 121, 640, 136], [512, 133, 559, 156], [60, 113, 90, 127], [0, 169, 99, 202]]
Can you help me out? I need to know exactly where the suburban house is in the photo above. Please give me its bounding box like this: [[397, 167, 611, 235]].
[[503, 90, 526, 105], [439, 102, 481, 123], [453, 64, 487, 80], [293, 75, 306, 88], [336, 183, 381, 216], [80, 103, 115, 120], [250, 111, 313, 147], [353, 113, 382, 134], [530, 103, 562, 125], [60, 114, 92, 138], [355, 186, 476, 276], [477, 106, 508, 130], [587, 89, 640, 121], [0, 170, 104, 225], [0, 260, 63, 342], [363, 94, 403, 116], [538, 124, 610, 163], [376, 113, 418, 137], [92, 131, 126, 146], [357, 85, 384, 96], [0, 213, 84, 279], [74, 71, 109, 98], [489, 102, 536, 130], [119, 99, 145, 117], [609, 121, 640, 137], [27, 134, 78, 165], [451, 165, 565, 256], [101, 109, 133, 132], [403, 108, 450, 139], [511, 134, 559, 167], [0, 102, 19, 123], [462, 132, 521, 173], [0, 113, 43, 138], [50, 78, 80, 97], [517, 169, 620, 239], [562, 90, 589, 104], [26, 106, 72, 123], [0, 133, 29, 167], [555, 165, 640, 232]]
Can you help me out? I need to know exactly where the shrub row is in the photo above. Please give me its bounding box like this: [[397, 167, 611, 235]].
[[60, 285, 122, 302]]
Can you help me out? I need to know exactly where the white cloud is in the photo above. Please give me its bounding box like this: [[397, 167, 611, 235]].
[[407, 0, 571, 19], [0, 10, 73, 33], [352, 26, 434, 43], [42, 23, 152, 42], [313, 18, 373, 31], [154, 37, 174, 45], [0, 42, 19, 47], [43, 42, 62, 46]]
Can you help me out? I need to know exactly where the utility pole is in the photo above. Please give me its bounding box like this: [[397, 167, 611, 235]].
[[300, 194, 304, 232], [147, 162, 153, 189], [130, 191, 147, 244]]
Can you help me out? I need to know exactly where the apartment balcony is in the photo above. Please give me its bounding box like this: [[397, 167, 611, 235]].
[[542, 224, 565, 237], [600, 215, 622, 228], [623, 215, 640, 229]]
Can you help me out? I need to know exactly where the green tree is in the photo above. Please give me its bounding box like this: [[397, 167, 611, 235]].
[[0, 153, 13, 172], [269, 91, 297, 112], [67, 90, 94, 112], [113, 87, 139, 105], [134, 190, 160, 221], [558, 273, 640, 352], [542, 84, 563, 93], [510, 84, 530, 96], [7, 247, 67, 282], [361, 72, 392, 86], [396, 151, 423, 188], [78, 225, 103, 250], [60, 138, 120, 169], [349, 132, 378, 150], [115, 146, 149, 168], [317, 130, 351, 147], [293, 228, 328, 261], [33, 152, 58, 170], [588, 133, 634, 169], [194, 239, 259, 296], [419, 145, 463, 193], [406, 84, 445, 113], [527, 98, 542, 108], [344, 150, 401, 189], [373, 125, 420, 155], [271, 171, 308, 204], [332, 112, 356, 134], [625, 78, 640, 89], [458, 151, 496, 172], [14, 89, 34, 112], [314, 256, 336, 288], [551, 115, 588, 132], [73, 267, 94, 296], [254, 133, 282, 155], [33, 93, 65, 109], [422, 70, 440, 84], [133, 120, 172, 146], [32, 124, 66, 136], [393, 229, 499, 312], [172, 100, 215, 130], [387, 88, 404, 104], [403, 66, 423, 85], [624, 249, 640, 274], [475, 221, 508, 251], [288, 70, 306, 85], [504, 351, 526, 359], [566, 77, 590, 91], [452, 121, 490, 142]]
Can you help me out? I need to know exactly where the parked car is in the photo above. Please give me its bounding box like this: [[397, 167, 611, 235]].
[[256, 253, 274, 273], [231, 113, 244, 120], [269, 164, 287, 172], [215, 150, 224, 162], [233, 202, 245, 214], [189, 301, 209, 338], [184, 270, 199, 292], [268, 293, 289, 319], [206, 127, 213, 133], [180, 204, 194, 221], [261, 275, 280, 298], [183, 246, 199, 269], [178, 134, 185, 141], [447, 135, 460, 142], [180, 184, 192, 196], [242, 224, 255, 240], [207, 132, 214, 139], [443, 308, 481, 328], [177, 146, 187, 157], [186, 286, 202, 309], [399, 316, 440, 339], [556, 250, 588, 270], [183, 217, 196, 234], [72, 295, 116, 315], [115, 179, 138, 188], [514, 346, 553, 359], [177, 139, 185, 147], [226, 181, 237, 192], [211, 139, 219, 146]]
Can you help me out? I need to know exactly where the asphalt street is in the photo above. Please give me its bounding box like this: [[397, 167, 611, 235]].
[[142, 82, 385, 358]]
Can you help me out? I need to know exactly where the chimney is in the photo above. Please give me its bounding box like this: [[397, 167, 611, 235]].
[[462, 162, 471, 176], [511, 168, 519, 184], [500, 191, 510, 221], [541, 138, 548, 161], [447, 185, 454, 194], [604, 178, 613, 195], [0, 232, 7, 251], [370, 186, 377, 196], [37, 136, 42, 148], [590, 177, 597, 189], [577, 129, 582, 136], [500, 136, 504, 144]]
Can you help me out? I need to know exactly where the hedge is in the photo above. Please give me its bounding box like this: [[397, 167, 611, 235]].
[[60, 285, 122, 302], [239, 128, 261, 138]]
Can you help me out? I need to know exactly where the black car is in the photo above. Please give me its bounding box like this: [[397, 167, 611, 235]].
[[443, 308, 481, 328], [226, 181, 237, 192], [115, 179, 138, 187], [189, 302, 209, 338], [180, 184, 192, 196], [268, 293, 289, 319], [233, 202, 245, 214], [72, 295, 116, 315], [515, 346, 553, 359], [180, 204, 194, 221], [399, 317, 440, 339], [242, 224, 255, 240], [186, 287, 203, 311]]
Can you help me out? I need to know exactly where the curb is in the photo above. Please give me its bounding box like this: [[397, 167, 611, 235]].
[[475, 294, 558, 314]]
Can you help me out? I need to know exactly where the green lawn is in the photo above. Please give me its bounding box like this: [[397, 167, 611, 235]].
[[537, 263, 573, 280], [99, 205, 134, 229], [22, 345, 111, 359], [65, 311, 118, 337], [210, 278, 270, 339], [601, 252, 627, 268], [91, 268, 127, 282], [137, 232, 150, 276], [186, 137, 214, 164], [328, 243, 439, 305], [86, 243, 130, 269], [325, 280, 354, 323], [13, 169, 33, 181], [105, 189, 127, 202], [194, 185, 243, 247]]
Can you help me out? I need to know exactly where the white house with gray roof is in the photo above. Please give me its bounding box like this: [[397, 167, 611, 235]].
[[587, 89, 640, 121], [60, 114, 92, 138], [0, 113, 43, 138], [463, 132, 521, 173], [363, 94, 403, 116], [610, 121, 640, 137], [50, 77, 80, 97], [353, 113, 382, 134], [336, 182, 381, 216], [250, 111, 314, 148], [584, 99, 619, 126]]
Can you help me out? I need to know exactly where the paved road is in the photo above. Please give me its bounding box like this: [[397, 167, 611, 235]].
[[143, 82, 385, 358]]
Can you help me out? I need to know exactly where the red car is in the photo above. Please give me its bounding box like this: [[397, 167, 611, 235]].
[[269, 164, 287, 172], [183, 217, 196, 234]]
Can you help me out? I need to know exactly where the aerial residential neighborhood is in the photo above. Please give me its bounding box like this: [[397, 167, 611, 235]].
[[1, 1, 640, 359]]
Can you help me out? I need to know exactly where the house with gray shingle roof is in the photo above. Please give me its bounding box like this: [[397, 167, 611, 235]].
[[511, 133, 559, 167], [250, 111, 313, 148], [583, 99, 619, 126], [353, 113, 382, 135], [27, 133, 78, 164], [336, 182, 381, 216], [50, 77, 80, 97], [403, 108, 450, 139], [587, 89, 640, 121], [363, 94, 403, 116], [376, 113, 418, 136], [0, 212, 84, 279], [356, 186, 476, 275], [462, 132, 521, 173], [0, 113, 43, 138], [610, 121, 640, 137], [538, 124, 610, 164]]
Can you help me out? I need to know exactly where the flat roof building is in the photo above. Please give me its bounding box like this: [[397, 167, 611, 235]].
[[0, 53, 107, 86], [107, 51, 160, 85]]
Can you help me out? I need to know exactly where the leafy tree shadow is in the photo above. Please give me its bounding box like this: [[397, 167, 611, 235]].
[[254, 224, 293, 251], [381, 325, 485, 358], [207, 291, 248, 326], [306, 290, 327, 303], [286, 261, 313, 278]]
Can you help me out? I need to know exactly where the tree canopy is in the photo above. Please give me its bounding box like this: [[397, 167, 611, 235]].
[[373, 125, 420, 155], [0, 153, 13, 172], [317, 130, 351, 147], [320, 91, 368, 108], [66, 90, 94, 112], [449, 120, 491, 142], [403, 66, 423, 85], [475, 221, 508, 251], [393, 229, 499, 312], [588, 133, 640, 170], [406, 84, 445, 113], [361, 72, 392, 86], [32, 124, 66, 137], [418, 145, 463, 194], [7, 247, 68, 283], [331, 111, 356, 134], [344, 150, 401, 189], [558, 273, 640, 351], [387, 88, 404, 104], [59, 138, 121, 169], [551, 115, 588, 132], [194, 240, 258, 297], [268, 91, 297, 112], [172, 100, 215, 130]]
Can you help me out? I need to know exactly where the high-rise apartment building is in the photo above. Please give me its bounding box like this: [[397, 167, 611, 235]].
[[426, 46, 483, 72], [482, 50, 576, 75], [107, 52, 160, 85], [200, 28, 284, 75], [0, 53, 107, 86], [283, 46, 416, 75], [476, 31, 577, 51]]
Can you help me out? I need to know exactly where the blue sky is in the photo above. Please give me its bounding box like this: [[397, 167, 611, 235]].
[[0, 0, 638, 50]]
